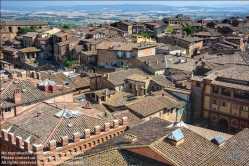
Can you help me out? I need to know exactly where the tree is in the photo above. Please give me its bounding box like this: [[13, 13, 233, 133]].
[[182, 26, 195, 35], [62, 24, 70, 29], [30, 25, 37, 31], [166, 28, 174, 33], [17, 25, 38, 35], [17, 27, 32, 35], [140, 32, 150, 39], [65, 60, 72, 66]]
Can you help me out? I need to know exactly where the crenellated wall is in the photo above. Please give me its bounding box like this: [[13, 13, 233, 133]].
[[0, 117, 128, 166]]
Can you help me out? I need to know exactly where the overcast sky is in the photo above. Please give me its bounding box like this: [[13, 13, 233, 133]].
[[2, 1, 249, 8]]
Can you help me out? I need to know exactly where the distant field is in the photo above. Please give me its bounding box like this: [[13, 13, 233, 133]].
[[50, 19, 85, 25]]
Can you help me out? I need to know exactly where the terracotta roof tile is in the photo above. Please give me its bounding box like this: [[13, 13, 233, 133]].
[[126, 94, 179, 117], [203, 128, 249, 166], [60, 149, 167, 166], [112, 110, 144, 128], [150, 128, 220, 166], [3, 20, 47, 26], [82, 117, 174, 156], [106, 68, 148, 86]]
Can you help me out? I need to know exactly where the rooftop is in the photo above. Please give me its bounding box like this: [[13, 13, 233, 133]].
[[23, 32, 38, 37], [60, 149, 167, 166], [136, 54, 196, 72], [126, 92, 180, 117], [1, 102, 119, 151], [19, 47, 41, 53], [104, 68, 148, 86], [97, 41, 157, 51], [0, 75, 74, 108], [2, 20, 48, 26]]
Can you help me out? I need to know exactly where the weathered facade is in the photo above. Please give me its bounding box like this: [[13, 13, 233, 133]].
[[191, 65, 249, 134]]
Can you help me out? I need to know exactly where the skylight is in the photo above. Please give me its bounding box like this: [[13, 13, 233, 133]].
[[78, 96, 85, 102], [67, 123, 73, 128], [39, 79, 56, 86], [167, 129, 184, 141], [54, 109, 83, 118], [214, 136, 225, 145], [64, 80, 69, 85]]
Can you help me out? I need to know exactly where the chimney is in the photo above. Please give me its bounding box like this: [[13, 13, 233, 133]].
[[21, 71, 26, 78], [219, 36, 225, 43], [201, 61, 205, 67], [124, 134, 137, 143], [11, 73, 17, 79], [37, 112, 41, 117], [37, 72, 41, 80], [13, 89, 22, 104], [84, 102, 91, 109], [32, 71, 37, 79], [2, 75, 8, 80], [135, 84, 138, 96], [105, 90, 108, 102]]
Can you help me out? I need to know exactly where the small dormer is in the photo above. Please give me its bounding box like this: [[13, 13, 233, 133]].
[[166, 129, 184, 146], [211, 135, 225, 147]]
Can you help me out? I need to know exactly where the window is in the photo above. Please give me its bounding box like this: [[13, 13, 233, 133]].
[[234, 90, 249, 99], [222, 102, 227, 107], [213, 86, 218, 93], [129, 84, 132, 89], [231, 127, 237, 134], [196, 82, 200, 87], [240, 106, 249, 112], [26, 102, 31, 106], [101, 96, 105, 101], [222, 88, 230, 96], [8, 27, 12, 32], [168, 108, 173, 115], [91, 94, 95, 98], [4, 107, 11, 112], [233, 104, 239, 110], [212, 99, 217, 105]]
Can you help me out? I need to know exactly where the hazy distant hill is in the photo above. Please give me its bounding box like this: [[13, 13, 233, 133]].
[[3, 4, 249, 12]]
